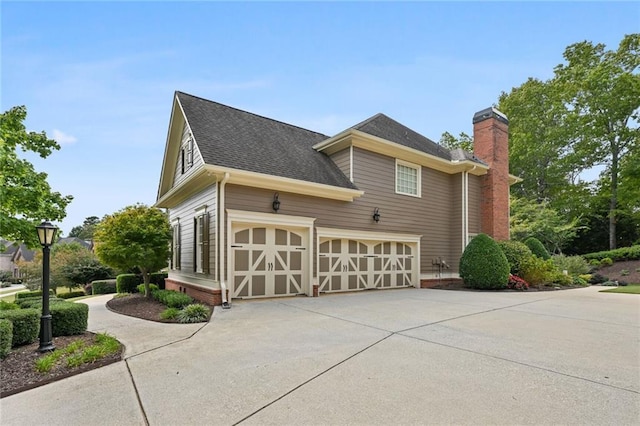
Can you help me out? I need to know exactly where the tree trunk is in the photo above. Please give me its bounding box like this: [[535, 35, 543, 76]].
[[609, 145, 618, 250], [140, 268, 151, 298]]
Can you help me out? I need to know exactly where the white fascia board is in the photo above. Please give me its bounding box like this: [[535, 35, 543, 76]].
[[204, 165, 364, 202]]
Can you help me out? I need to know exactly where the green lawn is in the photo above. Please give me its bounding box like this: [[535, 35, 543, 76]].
[[600, 285, 640, 294]]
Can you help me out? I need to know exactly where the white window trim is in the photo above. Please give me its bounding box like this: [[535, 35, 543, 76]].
[[395, 159, 421, 198]]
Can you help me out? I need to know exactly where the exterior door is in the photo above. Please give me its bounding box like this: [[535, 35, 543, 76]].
[[231, 225, 307, 298]]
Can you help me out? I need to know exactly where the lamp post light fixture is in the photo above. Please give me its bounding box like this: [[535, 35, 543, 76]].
[[372, 207, 380, 223], [36, 220, 58, 352], [272, 192, 281, 213]]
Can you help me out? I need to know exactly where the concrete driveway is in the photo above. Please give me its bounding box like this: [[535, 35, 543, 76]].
[[1, 286, 639, 425]]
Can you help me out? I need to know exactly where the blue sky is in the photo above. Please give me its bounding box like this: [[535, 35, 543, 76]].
[[2, 1, 638, 235]]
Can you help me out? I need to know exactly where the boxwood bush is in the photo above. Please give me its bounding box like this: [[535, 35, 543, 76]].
[[136, 283, 159, 296], [51, 302, 88, 336], [0, 300, 20, 310], [58, 290, 87, 299], [498, 240, 533, 275], [0, 319, 12, 358], [459, 234, 509, 289], [116, 274, 142, 293], [0, 308, 40, 346], [15, 289, 55, 300], [92, 279, 117, 295], [15, 297, 64, 309], [524, 237, 551, 260]]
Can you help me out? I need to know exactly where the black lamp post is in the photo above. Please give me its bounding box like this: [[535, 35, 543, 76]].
[[36, 220, 58, 352]]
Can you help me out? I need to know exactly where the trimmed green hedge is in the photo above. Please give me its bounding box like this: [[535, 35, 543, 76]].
[[116, 274, 142, 293], [0, 308, 39, 346], [51, 302, 88, 336], [583, 245, 640, 262], [149, 272, 168, 290], [92, 279, 117, 295], [136, 283, 159, 296], [460, 234, 510, 290], [15, 290, 55, 300], [58, 291, 87, 299], [152, 290, 193, 308], [0, 319, 12, 358], [524, 237, 551, 260], [15, 297, 64, 309]]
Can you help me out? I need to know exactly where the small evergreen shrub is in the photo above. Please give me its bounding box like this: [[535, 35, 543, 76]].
[[0, 300, 20, 310], [92, 279, 117, 295], [51, 302, 89, 336], [160, 307, 180, 320], [152, 290, 193, 308], [0, 308, 39, 346], [572, 276, 588, 287], [520, 256, 558, 286], [589, 259, 602, 267], [0, 319, 12, 358], [551, 272, 573, 287], [600, 257, 613, 267], [136, 283, 159, 296], [116, 274, 142, 294], [524, 237, 551, 260], [16, 297, 64, 309], [459, 234, 509, 290], [15, 290, 55, 300], [507, 275, 529, 291], [551, 254, 590, 276], [149, 272, 168, 290], [177, 304, 209, 323], [498, 240, 533, 275], [58, 291, 87, 299], [589, 274, 608, 284]]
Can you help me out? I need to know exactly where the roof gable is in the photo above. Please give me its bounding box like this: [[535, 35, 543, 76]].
[[176, 92, 357, 190]]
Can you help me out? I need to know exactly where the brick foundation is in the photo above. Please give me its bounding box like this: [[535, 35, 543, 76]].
[[421, 278, 463, 288], [165, 278, 227, 306]]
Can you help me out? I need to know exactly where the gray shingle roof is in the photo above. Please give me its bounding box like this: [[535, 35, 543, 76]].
[[176, 92, 358, 190], [351, 113, 454, 161]]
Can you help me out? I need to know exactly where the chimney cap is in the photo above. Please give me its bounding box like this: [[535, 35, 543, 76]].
[[473, 107, 508, 125]]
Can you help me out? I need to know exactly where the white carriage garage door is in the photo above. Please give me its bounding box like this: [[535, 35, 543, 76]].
[[231, 224, 309, 298], [318, 238, 416, 293]]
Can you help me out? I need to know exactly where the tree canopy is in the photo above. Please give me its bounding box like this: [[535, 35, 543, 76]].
[[68, 216, 101, 240], [94, 204, 171, 297], [0, 106, 73, 247]]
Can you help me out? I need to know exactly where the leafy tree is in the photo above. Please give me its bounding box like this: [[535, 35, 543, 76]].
[[0, 106, 73, 247], [554, 34, 640, 249], [510, 196, 583, 254], [68, 216, 101, 240], [94, 204, 171, 297], [51, 242, 112, 292], [16, 252, 43, 291], [439, 131, 473, 152]]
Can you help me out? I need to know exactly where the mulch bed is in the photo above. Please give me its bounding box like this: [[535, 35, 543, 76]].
[[106, 293, 214, 323], [0, 332, 124, 398]]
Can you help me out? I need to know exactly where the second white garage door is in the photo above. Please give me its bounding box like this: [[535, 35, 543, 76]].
[[318, 238, 416, 293]]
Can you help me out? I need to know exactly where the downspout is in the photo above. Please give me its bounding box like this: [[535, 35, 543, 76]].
[[219, 172, 231, 309]]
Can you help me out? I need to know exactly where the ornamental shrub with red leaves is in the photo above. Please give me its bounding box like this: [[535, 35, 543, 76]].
[[508, 274, 529, 291]]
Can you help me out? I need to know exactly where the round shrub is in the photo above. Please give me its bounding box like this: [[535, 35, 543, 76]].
[[136, 283, 159, 296], [0, 300, 20, 311], [0, 319, 13, 358], [92, 279, 117, 295], [459, 234, 509, 290], [58, 290, 87, 299], [524, 237, 551, 260], [51, 302, 88, 336], [0, 308, 39, 346], [600, 257, 613, 267], [497, 240, 533, 275], [177, 304, 209, 323], [116, 274, 142, 294], [589, 273, 608, 284]]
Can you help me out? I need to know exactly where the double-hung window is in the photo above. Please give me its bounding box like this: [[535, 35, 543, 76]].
[[194, 212, 210, 274], [395, 159, 421, 197]]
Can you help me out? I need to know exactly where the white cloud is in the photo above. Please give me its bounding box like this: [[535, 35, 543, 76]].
[[52, 129, 77, 145]]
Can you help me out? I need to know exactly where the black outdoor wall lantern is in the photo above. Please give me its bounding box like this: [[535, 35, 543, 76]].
[[272, 192, 280, 212], [373, 207, 380, 223]]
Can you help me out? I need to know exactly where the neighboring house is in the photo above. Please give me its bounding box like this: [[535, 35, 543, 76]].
[[56, 237, 94, 251], [0, 239, 36, 279], [156, 91, 519, 305]]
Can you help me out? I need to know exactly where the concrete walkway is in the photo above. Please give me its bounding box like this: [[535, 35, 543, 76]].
[[1, 286, 638, 425]]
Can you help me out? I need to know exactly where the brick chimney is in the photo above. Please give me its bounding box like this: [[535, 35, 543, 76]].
[[473, 107, 510, 241]]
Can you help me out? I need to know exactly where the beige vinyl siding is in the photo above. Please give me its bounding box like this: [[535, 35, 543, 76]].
[[225, 148, 462, 275], [173, 122, 205, 188], [330, 148, 351, 181], [468, 175, 482, 235], [168, 183, 217, 287], [450, 173, 463, 271]]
